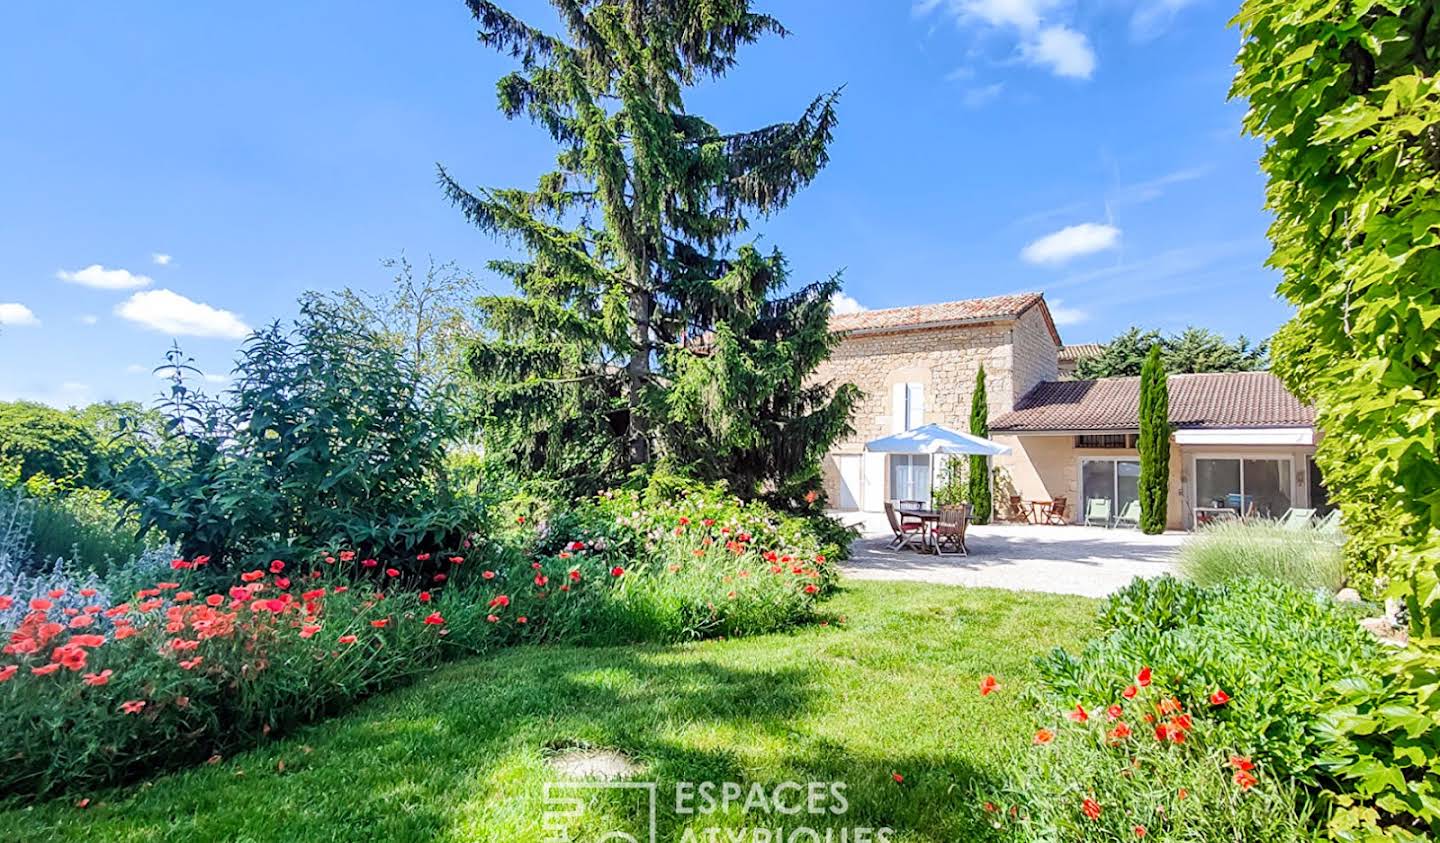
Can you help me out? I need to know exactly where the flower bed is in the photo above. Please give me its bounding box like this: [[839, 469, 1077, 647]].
[[1, 486, 839, 798]]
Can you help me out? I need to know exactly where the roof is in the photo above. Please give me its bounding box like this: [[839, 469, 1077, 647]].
[[830, 292, 1060, 344], [1057, 343, 1105, 362], [991, 371, 1314, 432]]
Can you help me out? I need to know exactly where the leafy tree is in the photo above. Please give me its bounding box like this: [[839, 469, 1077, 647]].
[[0, 401, 96, 485], [1233, 6, 1440, 835], [1073, 327, 1268, 378], [440, 0, 857, 500], [967, 365, 992, 524], [1137, 346, 1169, 534], [113, 302, 468, 567]]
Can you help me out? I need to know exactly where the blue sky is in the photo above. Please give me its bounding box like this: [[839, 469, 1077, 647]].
[[0, 0, 1287, 408]]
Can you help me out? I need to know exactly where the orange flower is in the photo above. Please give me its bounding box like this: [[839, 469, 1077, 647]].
[[370, 619, 389, 628], [31, 663, 62, 676], [1133, 825, 1147, 837], [1209, 689, 1231, 706], [1068, 704, 1089, 723], [1106, 703, 1123, 720], [1233, 770, 1258, 790], [1033, 728, 1055, 745], [1122, 684, 1138, 699], [119, 700, 146, 714], [299, 624, 321, 639], [29, 598, 52, 612], [338, 634, 358, 645], [891, 772, 904, 783], [1081, 797, 1102, 821], [979, 675, 999, 697], [424, 612, 445, 626], [0, 665, 18, 683], [1229, 755, 1255, 772], [1107, 722, 1132, 742], [178, 657, 203, 670], [0, 596, 11, 611]]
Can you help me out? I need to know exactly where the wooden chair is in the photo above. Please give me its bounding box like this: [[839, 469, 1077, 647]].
[[1084, 498, 1112, 527], [933, 503, 970, 556], [1004, 495, 1029, 524], [1114, 500, 1142, 529], [1044, 497, 1068, 525], [884, 502, 925, 552]]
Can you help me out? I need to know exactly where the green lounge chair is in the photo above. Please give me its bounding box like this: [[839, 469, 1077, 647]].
[[1084, 498, 1112, 527], [1114, 500, 1142, 529], [1278, 507, 1316, 530]]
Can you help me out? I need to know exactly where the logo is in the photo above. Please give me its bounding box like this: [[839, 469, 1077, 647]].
[[542, 780, 659, 843]]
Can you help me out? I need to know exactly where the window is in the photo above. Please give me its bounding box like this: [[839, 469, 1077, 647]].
[[1195, 457, 1293, 519], [892, 383, 925, 432], [1081, 458, 1140, 523], [1075, 434, 1136, 449], [889, 454, 932, 505]]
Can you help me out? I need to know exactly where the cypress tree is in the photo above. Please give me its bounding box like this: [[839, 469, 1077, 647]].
[[441, 0, 857, 500], [1138, 345, 1170, 534], [967, 366, 992, 524]]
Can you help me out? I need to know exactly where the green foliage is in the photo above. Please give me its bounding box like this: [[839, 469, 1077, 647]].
[[1137, 346, 1170, 534], [1318, 646, 1440, 842], [7, 478, 152, 575], [0, 402, 97, 486], [1181, 519, 1346, 593], [934, 456, 967, 507], [968, 366, 993, 524], [1073, 327, 1269, 379], [444, 1, 855, 500], [1040, 576, 1383, 780], [112, 302, 470, 569], [1231, 0, 1440, 641]]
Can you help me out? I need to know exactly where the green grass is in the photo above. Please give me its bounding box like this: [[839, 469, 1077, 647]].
[[0, 581, 1096, 843]]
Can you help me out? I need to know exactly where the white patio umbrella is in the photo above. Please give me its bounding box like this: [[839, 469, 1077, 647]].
[[864, 423, 1011, 511], [864, 423, 1011, 457]]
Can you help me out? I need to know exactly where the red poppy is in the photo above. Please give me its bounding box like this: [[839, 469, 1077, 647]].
[[179, 657, 203, 670], [488, 595, 510, 609], [274, 577, 291, 589], [0, 665, 17, 683], [979, 675, 999, 697], [339, 550, 356, 562], [370, 619, 389, 628], [361, 559, 379, 568], [206, 594, 225, 607], [433, 573, 447, 583], [68, 614, 95, 629], [1133, 825, 1147, 838], [79, 588, 98, 598], [0, 596, 11, 611], [29, 598, 53, 612], [31, 663, 62, 677], [482, 570, 496, 580], [1106, 704, 1123, 720], [1122, 684, 1138, 699], [611, 566, 625, 577], [486, 614, 499, 623], [569, 570, 582, 582], [516, 616, 528, 624], [1229, 755, 1255, 772], [385, 568, 400, 578], [1068, 704, 1089, 723], [48, 588, 65, 599], [1233, 770, 1257, 790], [891, 773, 904, 783], [70, 634, 105, 648], [338, 634, 358, 644], [299, 625, 321, 639], [1137, 666, 1152, 687], [416, 553, 432, 561], [240, 570, 264, 583], [1108, 722, 1132, 742], [1209, 689, 1230, 706], [424, 612, 445, 625], [1082, 798, 1101, 821], [263, 599, 285, 613], [269, 560, 286, 574], [803, 584, 818, 594], [534, 574, 549, 587], [174, 591, 194, 603], [156, 582, 180, 590], [1033, 728, 1055, 745], [119, 700, 146, 715], [982, 802, 997, 813], [449, 556, 464, 565], [302, 588, 326, 601], [418, 591, 431, 603]]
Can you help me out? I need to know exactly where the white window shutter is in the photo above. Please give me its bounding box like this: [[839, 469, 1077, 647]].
[[891, 383, 906, 433], [909, 383, 925, 429]]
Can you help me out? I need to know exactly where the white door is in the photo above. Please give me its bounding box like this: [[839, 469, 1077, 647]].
[[836, 454, 861, 510]]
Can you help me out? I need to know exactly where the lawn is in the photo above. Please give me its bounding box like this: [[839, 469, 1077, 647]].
[[0, 581, 1096, 843]]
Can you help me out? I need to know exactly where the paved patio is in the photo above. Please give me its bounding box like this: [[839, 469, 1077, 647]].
[[833, 511, 1183, 598]]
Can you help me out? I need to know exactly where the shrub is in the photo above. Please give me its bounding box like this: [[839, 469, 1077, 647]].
[[1038, 577, 1383, 781], [112, 302, 471, 570], [1180, 520, 1345, 593], [0, 402, 97, 485]]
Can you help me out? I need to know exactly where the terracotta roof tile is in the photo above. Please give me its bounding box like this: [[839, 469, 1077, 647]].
[[830, 292, 1053, 339], [1057, 343, 1105, 362], [991, 371, 1314, 432]]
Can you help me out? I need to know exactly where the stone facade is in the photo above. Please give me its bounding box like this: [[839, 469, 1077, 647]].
[[815, 301, 1059, 511]]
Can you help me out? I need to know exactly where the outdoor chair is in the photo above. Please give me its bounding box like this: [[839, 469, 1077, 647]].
[[1314, 509, 1342, 535], [1277, 507, 1316, 530], [897, 500, 925, 512], [933, 503, 969, 556], [1044, 497, 1068, 525], [1004, 495, 1029, 524], [1084, 498, 1112, 527], [884, 502, 926, 552], [1114, 500, 1142, 529]]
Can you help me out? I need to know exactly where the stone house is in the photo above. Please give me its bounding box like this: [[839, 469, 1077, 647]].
[[817, 293, 1324, 529]]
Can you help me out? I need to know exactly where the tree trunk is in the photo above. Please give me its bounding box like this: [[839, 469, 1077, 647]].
[[626, 286, 652, 466]]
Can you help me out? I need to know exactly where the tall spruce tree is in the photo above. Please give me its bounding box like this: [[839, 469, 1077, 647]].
[[967, 366, 992, 524], [441, 0, 857, 501], [1137, 345, 1170, 534]]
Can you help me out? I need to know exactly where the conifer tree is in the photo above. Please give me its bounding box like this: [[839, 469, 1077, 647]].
[[1138, 345, 1170, 534], [967, 366, 991, 524], [441, 0, 857, 499]]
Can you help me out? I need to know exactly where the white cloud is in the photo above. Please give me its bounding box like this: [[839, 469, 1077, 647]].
[[126, 364, 148, 374], [1021, 26, 1096, 79], [1048, 298, 1089, 325], [56, 264, 153, 290], [0, 303, 40, 327], [1130, 0, 1199, 41], [831, 293, 868, 315], [115, 289, 251, 339], [78, 314, 99, 325], [203, 373, 229, 384], [962, 82, 1006, 108], [1022, 223, 1121, 265], [917, 0, 1095, 80], [152, 253, 172, 266]]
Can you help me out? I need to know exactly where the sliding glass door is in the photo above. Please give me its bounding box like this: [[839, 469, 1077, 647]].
[[1194, 457, 1293, 519], [1080, 458, 1140, 523]]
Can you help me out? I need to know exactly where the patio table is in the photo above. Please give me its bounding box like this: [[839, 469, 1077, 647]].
[[907, 509, 943, 552], [1027, 500, 1052, 524], [1193, 506, 1239, 527]]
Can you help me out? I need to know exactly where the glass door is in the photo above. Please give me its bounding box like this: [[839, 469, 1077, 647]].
[[1080, 458, 1140, 524], [1194, 458, 1293, 519], [889, 455, 932, 507]]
